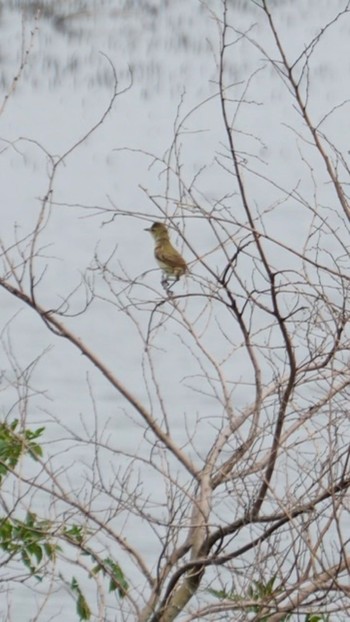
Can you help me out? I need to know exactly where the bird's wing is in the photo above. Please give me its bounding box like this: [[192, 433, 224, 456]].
[[155, 244, 187, 270]]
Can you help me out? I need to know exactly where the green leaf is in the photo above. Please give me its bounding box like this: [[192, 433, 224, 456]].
[[43, 542, 57, 560], [0, 513, 57, 577], [71, 577, 91, 620], [27, 542, 43, 564], [77, 594, 91, 621], [25, 511, 37, 527], [91, 557, 128, 598], [25, 426, 45, 440], [0, 420, 45, 483], [28, 444, 43, 459], [63, 524, 85, 545], [103, 558, 128, 597], [21, 548, 35, 573]]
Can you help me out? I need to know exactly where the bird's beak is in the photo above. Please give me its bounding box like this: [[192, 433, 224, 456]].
[[144, 227, 151, 232]]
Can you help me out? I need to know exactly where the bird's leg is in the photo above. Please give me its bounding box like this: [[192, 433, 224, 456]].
[[161, 273, 169, 289], [161, 273, 176, 297]]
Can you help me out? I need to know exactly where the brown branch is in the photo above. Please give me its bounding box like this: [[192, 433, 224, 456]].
[[261, 0, 350, 221], [0, 278, 199, 481]]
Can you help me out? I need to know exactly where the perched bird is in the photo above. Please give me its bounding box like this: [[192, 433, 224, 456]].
[[145, 222, 187, 287]]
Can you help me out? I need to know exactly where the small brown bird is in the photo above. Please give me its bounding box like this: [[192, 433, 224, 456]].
[[145, 222, 187, 287]]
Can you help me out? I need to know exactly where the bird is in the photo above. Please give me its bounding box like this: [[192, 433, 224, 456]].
[[145, 222, 187, 289]]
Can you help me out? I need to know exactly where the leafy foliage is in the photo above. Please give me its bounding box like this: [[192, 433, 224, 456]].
[[92, 557, 129, 598], [209, 576, 285, 621], [209, 579, 329, 621], [0, 419, 44, 482], [63, 524, 86, 545], [71, 576, 91, 621], [0, 511, 56, 576]]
